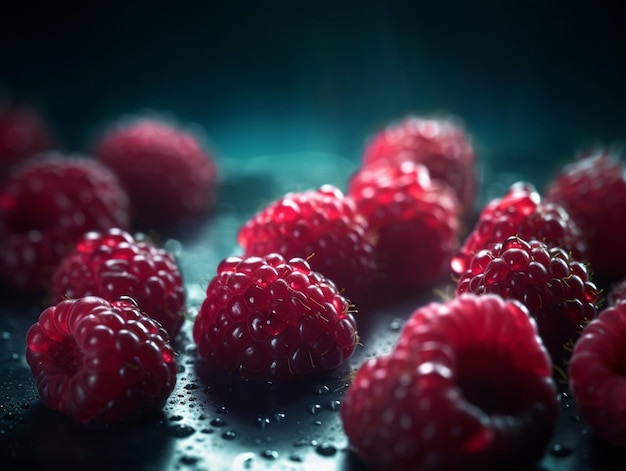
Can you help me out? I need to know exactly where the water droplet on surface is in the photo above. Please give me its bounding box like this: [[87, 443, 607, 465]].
[[289, 453, 303, 462], [257, 417, 271, 429], [327, 400, 341, 411], [293, 438, 310, 447], [389, 318, 403, 331], [550, 444, 574, 457], [169, 414, 184, 421], [184, 383, 198, 390], [165, 238, 183, 256], [179, 455, 199, 465], [316, 442, 337, 457], [169, 424, 196, 438], [210, 417, 227, 427], [260, 449, 278, 460], [184, 344, 198, 355], [308, 404, 322, 415], [313, 420, 322, 426], [233, 452, 255, 468], [1, 331, 11, 340], [222, 430, 237, 440], [316, 385, 331, 395], [274, 412, 285, 422]]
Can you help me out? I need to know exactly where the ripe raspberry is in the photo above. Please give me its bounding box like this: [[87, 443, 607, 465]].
[[544, 151, 626, 281], [341, 294, 558, 471], [569, 302, 626, 447], [192, 253, 358, 383], [0, 154, 131, 292], [362, 114, 477, 215], [25, 296, 177, 424], [50, 228, 186, 338], [237, 184, 375, 302], [452, 181, 587, 275], [456, 235, 599, 379], [347, 160, 461, 293], [93, 116, 218, 231], [0, 100, 55, 175]]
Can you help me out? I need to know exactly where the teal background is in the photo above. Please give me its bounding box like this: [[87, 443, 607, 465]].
[[1, 0, 624, 186]]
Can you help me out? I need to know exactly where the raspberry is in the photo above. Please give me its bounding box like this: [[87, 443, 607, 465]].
[[50, 228, 186, 338], [0, 154, 131, 292], [340, 294, 558, 471], [544, 151, 626, 281], [347, 159, 461, 293], [237, 184, 375, 302], [192, 253, 358, 383], [25, 296, 177, 424], [569, 302, 626, 447], [451, 181, 587, 275], [93, 116, 218, 231], [0, 100, 55, 176], [362, 115, 477, 215], [456, 235, 599, 379]]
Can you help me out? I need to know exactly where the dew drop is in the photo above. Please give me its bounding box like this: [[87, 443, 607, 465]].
[[169, 414, 184, 421], [1, 331, 11, 340], [179, 455, 199, 465], [308, 404, 322, 415], [289, 453, 304, 462], [389, 318, 403, 331], [550, 444, 574, 457], [274, 412, 286, 422], [316, 385, 331, 395], [313, 420, 322, 426], [260, 449, 278, 460], [168, 424, 196, 438], [222, 430, 237, 440], [316, 442, 337, 457], [184, 383, 199, 390], [210, 417, 227, 427], [257, 417, 271, 429]]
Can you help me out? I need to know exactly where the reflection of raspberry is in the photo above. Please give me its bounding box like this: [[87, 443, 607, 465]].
[[26, 296, 178, 424], [341, 294, 558, 471], [237, 185, 375, 302], [544, 151, 626, 280], [0, 154, 130, 292], [569, 302, 626, 447], [452, 181, 587, 275], [362, 115, 477, 215], [0, 101, 55, 175], [50, 228, 186, 338], [348, 160, 461, 293], [94, 117, 218, 231], [193, 253, 358, 383], [456, 235, 599, 379]]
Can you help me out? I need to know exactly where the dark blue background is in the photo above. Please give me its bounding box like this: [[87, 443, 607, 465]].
[[1, 0, 625, 179]]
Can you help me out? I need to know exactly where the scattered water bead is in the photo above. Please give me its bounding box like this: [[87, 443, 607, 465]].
[[210, 417, 227, 427], [316, 442, 337, 457], [222, 430, 237, 440], [168, 424, 196, 438], [260, 449, 279, 460], [550, 444, 574, 457]]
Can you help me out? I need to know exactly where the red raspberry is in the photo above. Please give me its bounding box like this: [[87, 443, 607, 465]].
[[362, 115, 477, 215], [452, 181, 587, 275], [93, 116, 218, 231], [50, 228, 186, 338], [569, 302, 626, 447], [0, 100, 55, 175], [347, 160, 461, 294], [25, 296, 177, 424], [0, 154, 130, 292], [237, 184, 375, 302], [456, 235, 599, 379], [544, 151, 626, 281], [340, 294, 558, 471], [192, 253, 358, 383]]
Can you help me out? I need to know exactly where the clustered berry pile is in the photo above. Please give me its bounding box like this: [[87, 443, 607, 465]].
[[4, 96, 626, 468]]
